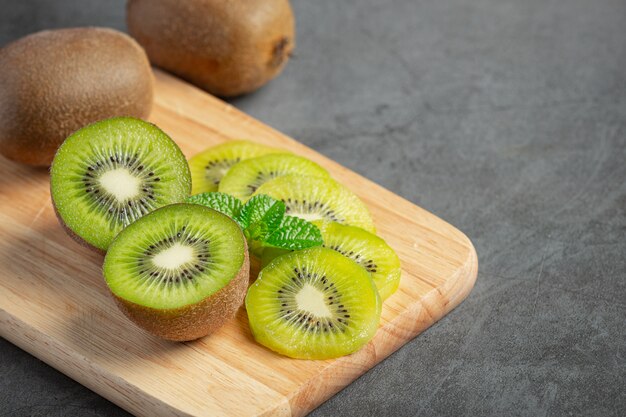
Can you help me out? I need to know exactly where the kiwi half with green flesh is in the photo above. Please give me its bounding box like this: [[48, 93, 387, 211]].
[[218, 154, 330, 201], [50, 117, 191, 252], [188, 140, 283, 194], [246, 247, 380, 359], [315, 221, 401, 300], [104, 203, 249, 341], [252, 175, 376, 233]]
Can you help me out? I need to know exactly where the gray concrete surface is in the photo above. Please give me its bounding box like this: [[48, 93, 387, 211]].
[[1, 0, 625, 415]]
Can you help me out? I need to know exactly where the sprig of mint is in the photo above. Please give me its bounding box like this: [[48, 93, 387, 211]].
[[185, 192, 323, 252], [186, 192, 243, 224]]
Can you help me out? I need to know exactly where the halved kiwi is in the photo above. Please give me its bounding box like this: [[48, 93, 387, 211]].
[[316, 221, 401, 300], [103, 203, 249, 341], [218, 154, 330, 201], [252, 175, 376, 232], [246, 247, 381, 359], [50, 117, 191, 252], [188, 140, 283, 194]]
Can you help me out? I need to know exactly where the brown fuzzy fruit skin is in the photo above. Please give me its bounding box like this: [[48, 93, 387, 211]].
[[127, 0, 295, 97], [0, 28, 153, 166], [111, 247, 250, 342]]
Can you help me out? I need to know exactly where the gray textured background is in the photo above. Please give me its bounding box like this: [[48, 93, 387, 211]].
[[1, 0, 625, 416]]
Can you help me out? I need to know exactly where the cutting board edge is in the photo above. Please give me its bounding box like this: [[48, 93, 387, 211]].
[[0, 224, 477, 417], [0, 308, 196, 417]]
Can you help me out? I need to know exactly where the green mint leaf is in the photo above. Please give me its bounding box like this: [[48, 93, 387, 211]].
[[237, 194, 285, 233], [245, 222, 270, 241], [264, 216, 323, 250], [185, 192, 243, 224]]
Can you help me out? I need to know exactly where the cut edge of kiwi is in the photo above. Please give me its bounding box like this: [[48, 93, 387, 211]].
[[50, 117, 191, 252]]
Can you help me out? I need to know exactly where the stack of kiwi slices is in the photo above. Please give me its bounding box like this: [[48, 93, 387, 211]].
[[188, 140, 283, 194], [51, 128, 401, 352], [187, 140, 402, 359]]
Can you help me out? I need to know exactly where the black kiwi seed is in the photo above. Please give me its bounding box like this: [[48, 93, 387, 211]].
[[281, 198, 342, 222], [325, 243, 378, 274]]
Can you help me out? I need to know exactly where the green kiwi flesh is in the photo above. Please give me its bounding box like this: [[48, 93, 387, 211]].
[[218, 154, 330, 201], [252, 175, 376, 233], [50, 117, 191, 252], [315, 221, 401, 300], [188, 140, 283, 195], [104, 203, 249, 341], [246, 247, 381, 359]]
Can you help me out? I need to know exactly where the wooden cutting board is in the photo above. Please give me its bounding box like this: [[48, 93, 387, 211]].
[[0, 70, 477, 417]]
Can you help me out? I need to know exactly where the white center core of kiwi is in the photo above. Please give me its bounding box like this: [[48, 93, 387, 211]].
[[295, 284, 332, 318], [99, 168, 141, 201], [152, 243, 194, 270]]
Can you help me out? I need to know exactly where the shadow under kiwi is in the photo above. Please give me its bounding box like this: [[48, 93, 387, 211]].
[[62, 304, 190, 373], [1, 195, 268, 374], [0, 201, 187, 372], [0, 156, 50, 191]]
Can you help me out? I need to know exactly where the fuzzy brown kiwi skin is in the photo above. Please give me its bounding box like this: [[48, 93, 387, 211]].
[[0, 27, 153, 166], [111, 245, 250, 342], [127, 0, 295, 97]]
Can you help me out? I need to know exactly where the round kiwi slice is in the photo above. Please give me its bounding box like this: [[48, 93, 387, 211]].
[[246, 247, 381, 359], [50, 117, 191, 252], [104, 203, 249, 341], [315, 221, 401, 300], [218, 154, 330, 201], [252, 175, 376, 233], [188, 140, 283, 194]]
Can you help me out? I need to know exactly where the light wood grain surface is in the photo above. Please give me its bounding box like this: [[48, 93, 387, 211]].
[[0, 70, 477, 417]]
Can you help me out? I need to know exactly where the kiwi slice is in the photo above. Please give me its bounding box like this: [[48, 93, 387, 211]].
[[316, 221, 401, 300], [246, 247, 381, 359], [50, 117, 191, 252], [104, 203, 249, 341], [218, 154, 330, 201], [188, 140, 283, 194], [252, 175, 376, 233]]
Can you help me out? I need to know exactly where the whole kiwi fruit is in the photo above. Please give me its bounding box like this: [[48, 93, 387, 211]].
[[0, 28, 153, 166], [127, 0, 295, 97]]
